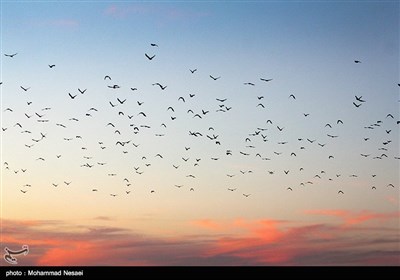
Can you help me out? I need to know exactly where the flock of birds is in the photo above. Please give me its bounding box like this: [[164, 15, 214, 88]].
[[2, 45, 399, 199]]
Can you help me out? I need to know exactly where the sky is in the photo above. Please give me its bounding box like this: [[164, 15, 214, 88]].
[[0, 0, 399, 266]]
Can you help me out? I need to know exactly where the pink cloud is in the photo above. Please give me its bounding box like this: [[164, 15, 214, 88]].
[[192, 219, 224, 231], [1, 214, 399, 266], [305, 209, 400, 226]]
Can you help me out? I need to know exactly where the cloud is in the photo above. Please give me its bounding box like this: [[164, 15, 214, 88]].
[[191, 219, 224, 231], [305, 209, 400, 226], [1, 213, 399, 266]]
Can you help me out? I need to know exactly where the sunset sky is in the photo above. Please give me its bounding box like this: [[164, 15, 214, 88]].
[[1, 1, 399, 266]]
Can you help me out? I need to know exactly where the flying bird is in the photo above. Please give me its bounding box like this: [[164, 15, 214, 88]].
[[152, 83, 167, 90], [145, 53, 155, 60], [209, 75, 221, 80], [5, 53, 18, 57]]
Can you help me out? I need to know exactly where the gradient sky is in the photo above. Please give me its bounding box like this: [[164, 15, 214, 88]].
[[1, 1, 399, 266]]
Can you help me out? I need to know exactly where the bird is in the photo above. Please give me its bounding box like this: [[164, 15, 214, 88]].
[[189, 69, 197, 73], [287, 187, 293, 191], [68, 93, 77, 99], [78, 88, 87, 94], [48, 64, 56, 68], [243, 194, 251, 197], [117, 98, 126, 104], [20, 86, 30, 91], [355, 96, 365, 102], [260, 78, 273, 82], [354, 60, 361, 63], [152, 83, 167, 90], [145, 53, 155, 60], [5, 53, 18, 57], [244, 82, 255, 86], [20, 190, 27, 193], [338, 190, 344, 194], [150, 43, 158, 47], [288, 94, 296, 99], [108, 84, 120, 89], [209, 75, 221, 80], [353, 102, 361, 108]]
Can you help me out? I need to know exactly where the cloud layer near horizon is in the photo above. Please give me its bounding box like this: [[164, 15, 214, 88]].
[[2, 209, 399, 266]]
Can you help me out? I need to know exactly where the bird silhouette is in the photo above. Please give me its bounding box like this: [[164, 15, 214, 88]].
[[209, 75, 221, 80], [145, 53, 155, 60], [152, 83, 167, 90], [4, 53, 17, 57]]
